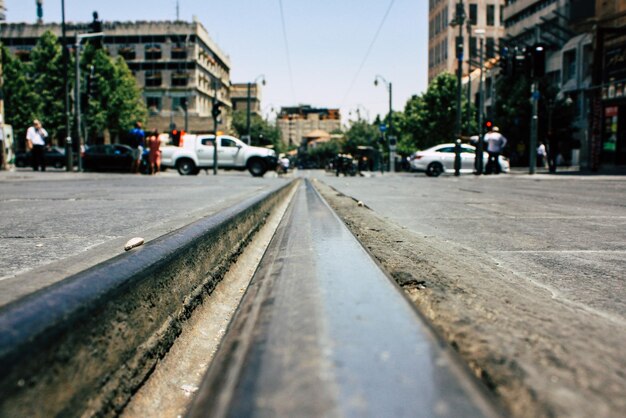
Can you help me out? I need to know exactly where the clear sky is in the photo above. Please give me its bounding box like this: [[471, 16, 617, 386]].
[[3, 0, 428, 125]]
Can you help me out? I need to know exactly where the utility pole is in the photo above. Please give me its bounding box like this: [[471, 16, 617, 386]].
[[476, 30, 485, 174], [61, 0, 72, 171], [211, 79, 220, 175], [374, 75, 393, 172], [529, 81, 539, 174], [452, 0, 465, 177]]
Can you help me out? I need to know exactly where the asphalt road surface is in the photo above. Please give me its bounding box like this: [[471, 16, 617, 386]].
[[0, 170, 290, 306], [313, 170, 626, 418]]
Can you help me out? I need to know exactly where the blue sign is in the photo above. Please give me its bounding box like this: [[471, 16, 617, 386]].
[[379, 124, 387, 132]]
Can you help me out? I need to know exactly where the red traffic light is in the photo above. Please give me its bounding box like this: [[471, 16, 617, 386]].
[[485, 120, 493, 129]]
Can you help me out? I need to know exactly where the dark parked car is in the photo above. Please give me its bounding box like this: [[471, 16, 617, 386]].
[[82, 144, 137, 172], [15, 146, 69, 169]]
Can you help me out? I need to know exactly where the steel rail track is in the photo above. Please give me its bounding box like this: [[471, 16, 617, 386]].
[[187, 179, 502, 418]]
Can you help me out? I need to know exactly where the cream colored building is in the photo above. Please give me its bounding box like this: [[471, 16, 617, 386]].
[[428, 0, 506, 82], [0, 19, 232, 133], [276, 106, 341, 148]]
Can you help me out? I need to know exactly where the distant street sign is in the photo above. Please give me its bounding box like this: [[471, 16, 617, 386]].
[[379, 124, 387, 133]]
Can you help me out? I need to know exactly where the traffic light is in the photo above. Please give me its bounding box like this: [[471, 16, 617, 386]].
[[456, 36, 464, 59], [89, 11, 103, 49], [212, 100, 222, 119], [484, 119, 493, 130], [531, 44, 546, 78], [499, 46, 511, 76], [170, 129, 181, 146]]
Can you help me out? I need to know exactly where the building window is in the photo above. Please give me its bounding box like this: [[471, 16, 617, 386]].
[[146, 97, 161, 114], [118, 45, 135, 60], [171, 44, 187, 60], [469, 4, 477, 25], [563, 49, 576, 82], [172, 72, 189, 87], [145, 44, 162, 60], [145, 71, 162, 87], [487, 5, 495, 26], [486, 38, 495, 58]]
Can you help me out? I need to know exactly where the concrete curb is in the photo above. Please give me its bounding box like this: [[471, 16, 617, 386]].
[[0, 179, 297, 418]]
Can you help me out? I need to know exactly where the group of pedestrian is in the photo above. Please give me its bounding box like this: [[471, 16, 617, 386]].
[[122, 121, 162, 175], [22, 119, 161, 174]]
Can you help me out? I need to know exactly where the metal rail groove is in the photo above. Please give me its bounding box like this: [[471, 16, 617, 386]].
[[187, 179, 502, 418], [0, 180, 296, 418]]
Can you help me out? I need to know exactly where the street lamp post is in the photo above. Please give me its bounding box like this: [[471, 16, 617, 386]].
[[451, 0, 466, 177], [374, 75, 394, 172], [74, 31, 104, 172], [246, 75, 265, 146], [61, 0, 73, 171], [475, 28, 485, 174]]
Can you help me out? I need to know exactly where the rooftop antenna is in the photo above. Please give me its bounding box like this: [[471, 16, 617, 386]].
[[176, 0, 180, 21], [36, 0, 43, 24]]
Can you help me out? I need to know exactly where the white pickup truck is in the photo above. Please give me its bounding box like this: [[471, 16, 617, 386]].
[[161, 134, 277, 176]]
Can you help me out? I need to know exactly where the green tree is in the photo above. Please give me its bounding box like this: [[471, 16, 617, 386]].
[[307, 140, 341, 168], [231, 110, 283, 152], [80, 45, 146, 143], [109, 56, 147, 140], [2, 46, 39, 149], [494, 73, 531, 165], [343, 119, 379, 155], [400, 72, 476, 152], [29, 31, 68, 143]]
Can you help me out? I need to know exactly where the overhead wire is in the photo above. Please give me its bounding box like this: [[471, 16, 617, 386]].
[[278, 0, 297, 103], [340, 0, 396, 109]]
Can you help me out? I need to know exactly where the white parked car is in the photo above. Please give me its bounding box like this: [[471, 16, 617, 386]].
[[409, 143, 509, 177]]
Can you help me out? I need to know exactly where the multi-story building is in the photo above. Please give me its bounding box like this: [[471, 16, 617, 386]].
[[428, 0, 506, 82], [230, 83, 262, 116], [587, 0, 626, 169], [502, 0, 597, 168], [276, 106, 341, 148], [0, 19, 232, 135]]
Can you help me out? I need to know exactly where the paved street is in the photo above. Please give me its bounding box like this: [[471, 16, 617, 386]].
[[318, 171, 626, 319], [313, 170, 626, 417], [0, 170, 290, 306]]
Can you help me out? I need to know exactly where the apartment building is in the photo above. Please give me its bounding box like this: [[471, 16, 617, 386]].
[[428, 0, 506, 82], [0, 19, 232, 133], [230, 83, 262, 116], [276, 106, 341, 148]]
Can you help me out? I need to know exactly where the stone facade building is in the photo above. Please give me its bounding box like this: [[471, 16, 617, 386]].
[[276, 106, 341, 148], [0, 19, 232, 134], [428, 0, 506, 82], [230, 83, 262, 116]]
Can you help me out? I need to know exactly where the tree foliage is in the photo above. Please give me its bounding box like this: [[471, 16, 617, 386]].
[[80, 44, 146, 144], [343, 119, 380, 155], [231, 110, 283, 152], [1, 46, 39, 148], [2, 33, 147, 148]]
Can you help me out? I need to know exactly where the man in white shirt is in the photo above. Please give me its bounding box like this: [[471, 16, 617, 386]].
[[484, 126, 507, 174], [26, 119, 48, 171]]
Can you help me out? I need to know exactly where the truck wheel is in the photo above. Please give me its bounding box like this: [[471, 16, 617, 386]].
[[247, 158, 267, 177], [177, 159, 197, 175]]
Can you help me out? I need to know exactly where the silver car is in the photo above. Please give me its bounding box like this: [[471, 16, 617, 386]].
[[409, 143, 509, 177]]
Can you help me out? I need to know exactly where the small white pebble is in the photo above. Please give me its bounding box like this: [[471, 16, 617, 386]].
[[357, 201, 364, 207], [124, 237, 144, 251]]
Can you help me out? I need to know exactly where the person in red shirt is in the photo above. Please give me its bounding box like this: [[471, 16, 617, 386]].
[[147, 130, 161, 175]]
